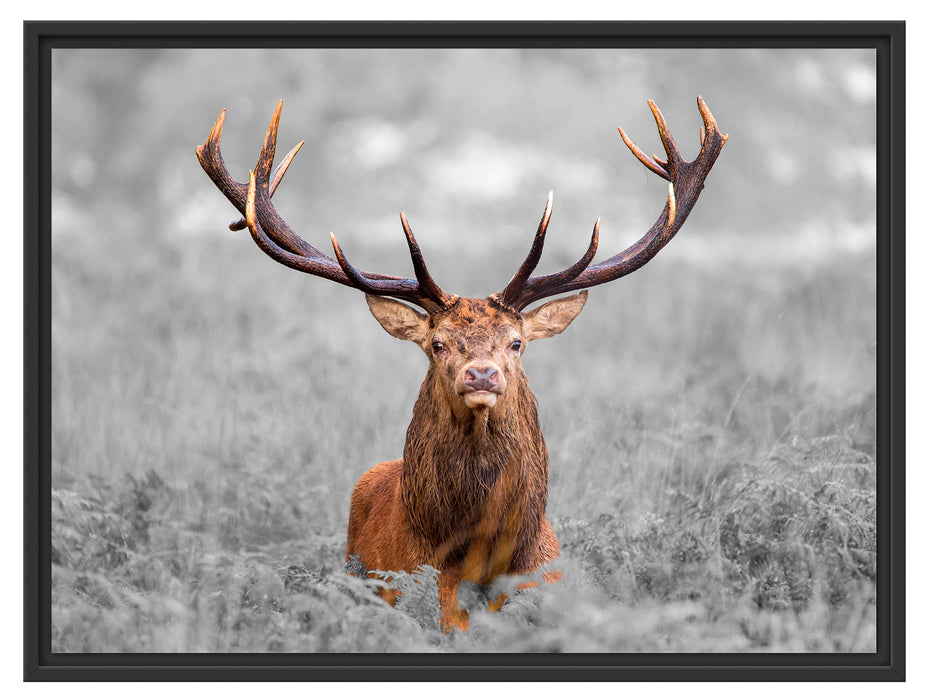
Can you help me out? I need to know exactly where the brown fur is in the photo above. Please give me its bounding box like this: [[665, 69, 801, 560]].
[[346, 294, 585, 630]]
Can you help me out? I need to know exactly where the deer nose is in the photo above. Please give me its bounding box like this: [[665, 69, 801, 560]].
[[464, 366, 499, 392]]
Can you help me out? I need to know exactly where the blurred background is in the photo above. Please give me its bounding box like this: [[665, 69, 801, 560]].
[[50, 47, 877, 652]]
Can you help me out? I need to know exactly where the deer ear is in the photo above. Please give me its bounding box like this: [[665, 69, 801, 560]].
[[365, 295, 430, 344], [522, 291, 588, 341]]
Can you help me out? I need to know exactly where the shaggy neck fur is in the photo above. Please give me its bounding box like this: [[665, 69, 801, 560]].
[[401, 364, 549, 569]]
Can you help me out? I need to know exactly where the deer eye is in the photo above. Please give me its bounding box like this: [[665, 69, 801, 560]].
[[510, 340, 522, 352], [431, 340, 446, 355]]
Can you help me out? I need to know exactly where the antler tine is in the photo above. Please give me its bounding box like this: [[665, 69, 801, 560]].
[[617, 124, 669, 181], [564, 218, 601, 281], [329, 230, 449, 314], [661, 182, 676, 240], [697, 94, 729, 153], [518, 218, 601, 292], [499, 191, 553, 305], [501, 97, 726, 311], [230, 140, 304, 231], [255, 100, 282, 183], [196, 109, 248, 203], [329, 233, 382, 293], [697, 95, 721, 134], [400, 213, 457, 308], [647, 100, 682, 177]]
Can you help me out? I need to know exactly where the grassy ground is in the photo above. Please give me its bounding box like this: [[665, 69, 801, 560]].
[[50, 221, 876, 652]]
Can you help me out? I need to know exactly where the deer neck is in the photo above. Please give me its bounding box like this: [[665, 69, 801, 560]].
[[400, 367, 549, 549]]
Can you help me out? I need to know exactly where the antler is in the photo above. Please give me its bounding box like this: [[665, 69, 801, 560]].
[[496, 96, 728, 311], [196, 101, 457, 313]]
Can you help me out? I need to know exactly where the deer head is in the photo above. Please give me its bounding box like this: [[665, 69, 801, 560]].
[[365, 292, 586, 419]]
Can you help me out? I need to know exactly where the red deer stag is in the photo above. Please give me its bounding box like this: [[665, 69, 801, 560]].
[[197, 97, 727, 631]]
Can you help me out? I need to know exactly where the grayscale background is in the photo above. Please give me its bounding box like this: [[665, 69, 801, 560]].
[[50, 48, 877, 653]]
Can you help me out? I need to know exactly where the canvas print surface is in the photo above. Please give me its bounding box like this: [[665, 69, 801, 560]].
[[50, 47, 876, 652]]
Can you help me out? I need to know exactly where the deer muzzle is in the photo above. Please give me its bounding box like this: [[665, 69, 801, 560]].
[[457, 361, 506, 409]]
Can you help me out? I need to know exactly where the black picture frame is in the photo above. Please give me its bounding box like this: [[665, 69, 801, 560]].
[[24, 20, 905, 681]]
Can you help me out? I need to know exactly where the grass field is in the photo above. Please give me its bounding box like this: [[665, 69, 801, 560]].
[[50, 223, 876, 653]]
